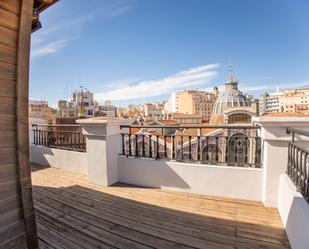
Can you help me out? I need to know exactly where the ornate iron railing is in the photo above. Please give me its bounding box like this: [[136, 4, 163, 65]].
[[287, 128, 309, 203], [120, 125, 262, 168], [32, 124, 86, 152]]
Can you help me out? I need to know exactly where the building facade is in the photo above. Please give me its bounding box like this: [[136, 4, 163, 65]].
[[29, 100, 56, 122], [143, 101, 166, 121], [176, 88, 218, 122], [278, 88, 309, 113], [259, 88, 309, 115], [57, 89, 97, 118], [98, 101, 117, 117], [259, 93, 280, 115]]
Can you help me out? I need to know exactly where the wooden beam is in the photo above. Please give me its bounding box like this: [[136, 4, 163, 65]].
[[16, 0, 38, 248]]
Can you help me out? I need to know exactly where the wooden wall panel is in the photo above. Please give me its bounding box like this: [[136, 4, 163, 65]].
[[0, 96, 16, 115], [0, 148, 17, 165], [0, 61, 16, 80], [0, 179, 19, 200], [0, 0, 37, 248], [0, 0, 21, 15], [0, 7, 19, 30], [0, 79, 16, 97], [0, 26, 17, 47], [0, 114, 16, 131], [0, 131, 16, 148], [0, 43, 17, 64]]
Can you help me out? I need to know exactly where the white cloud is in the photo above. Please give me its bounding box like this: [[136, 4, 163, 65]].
[[242, 81, 309, 92], [31, 39, 68, 60], [95, 64, 219, 102]]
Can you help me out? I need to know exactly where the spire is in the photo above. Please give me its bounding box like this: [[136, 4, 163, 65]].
[[228, 60, 233, 77], [226, 61, 238, 85]]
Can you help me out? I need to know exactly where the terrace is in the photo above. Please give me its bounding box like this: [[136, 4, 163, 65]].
[[29, 116, 309, 249], [32, 165, 289, 249]]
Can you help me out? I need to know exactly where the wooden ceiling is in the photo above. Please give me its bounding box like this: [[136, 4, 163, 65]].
[[32, 0, 59, 32]]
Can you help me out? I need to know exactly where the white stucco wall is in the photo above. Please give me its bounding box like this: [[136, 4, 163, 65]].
[[30, 145, 88, 175], [278, 174, 309, 249], [118, 157, 263, 201]]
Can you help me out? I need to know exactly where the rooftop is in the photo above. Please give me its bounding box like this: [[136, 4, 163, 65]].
[[32, 164, 290, 249]]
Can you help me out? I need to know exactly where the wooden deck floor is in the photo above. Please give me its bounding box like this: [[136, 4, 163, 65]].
[[31, 164, 290, 249]]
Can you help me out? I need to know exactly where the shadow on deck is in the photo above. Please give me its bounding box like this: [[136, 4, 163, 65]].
[[31, 164, 291, 249]]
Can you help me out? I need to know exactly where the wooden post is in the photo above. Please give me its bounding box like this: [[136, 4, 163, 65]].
[[16, 0, 38, 248]]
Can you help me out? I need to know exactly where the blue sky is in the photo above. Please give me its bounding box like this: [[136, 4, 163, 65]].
[[30, 0, 309, 107]]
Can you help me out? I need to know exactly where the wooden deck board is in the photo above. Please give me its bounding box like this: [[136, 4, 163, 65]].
[[31, 164, 291, 249]]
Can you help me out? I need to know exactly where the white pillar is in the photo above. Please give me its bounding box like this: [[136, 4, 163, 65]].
[[253, 116, 309, 207], [77, 117, 131, 186]]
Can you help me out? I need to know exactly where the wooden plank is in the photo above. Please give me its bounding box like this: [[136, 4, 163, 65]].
[[0, 26, 17, 48], [0, 233, 28, 249], [0, 61, 16, 80], [0, 148, 17, 165], [16, 0, 38, 248], [0, 114, 16, 131], [0, 79, 16, 98], [0, 7, 19, 31], [33, 185, 290, 249], [34, 189, 234, 249], [35, 201, 159, 249], [0, 221, 26, 247], [37, 217, 108, 249], [36, 223, 67, 249], [38, 239, 57, 249], [33, 174, 237, 236], [0, 195, 20, 214], [0, 0, 21, 15], [0, 132, 16, 148], [34, 168, 284, 231], [31, 166, 291, 248], [0, 208, 22, 231], [0, 164, 18, 182], [0, 179, 19, 200], [0, 43, 16, 65], [0, 96, 16, 115], [46, 181, 289, 246]]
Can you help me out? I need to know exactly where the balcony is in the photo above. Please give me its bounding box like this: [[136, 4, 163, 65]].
[[32, 164, 290, 249], [30, 116, 309, 249]]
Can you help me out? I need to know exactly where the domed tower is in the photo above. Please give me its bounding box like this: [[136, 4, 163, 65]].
[[212, 74, 249, 115], [210, 65, 256, 125]]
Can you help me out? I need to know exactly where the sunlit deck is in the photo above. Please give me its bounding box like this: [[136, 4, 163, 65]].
[[31, 164, 290, 249]]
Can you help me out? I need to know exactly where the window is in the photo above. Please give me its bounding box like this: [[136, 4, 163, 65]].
[[228, 113, 251, 124]]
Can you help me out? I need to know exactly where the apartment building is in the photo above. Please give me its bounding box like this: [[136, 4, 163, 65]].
[[260, 88, 309, 114], [97, 101, 117, 117], [143, 101, 166, 120], [176, 88, 218, 122], [29, 100, 56, 122], [259, 93, 280, 115], [279, 88, 309, 113], [57, 89, 97, 118]]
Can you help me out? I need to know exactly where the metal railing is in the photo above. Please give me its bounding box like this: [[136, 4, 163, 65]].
[[32, 124, 86, 152], [287, 128, 309, 203], [120, 125, 262, 168]]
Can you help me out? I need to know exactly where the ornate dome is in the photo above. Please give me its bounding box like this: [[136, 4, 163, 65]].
[[212, 74, 249, 115]]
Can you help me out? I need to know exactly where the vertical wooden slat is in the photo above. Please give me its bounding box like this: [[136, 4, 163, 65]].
[[16, 0, 38, 248]]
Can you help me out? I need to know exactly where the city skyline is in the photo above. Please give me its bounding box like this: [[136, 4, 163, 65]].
[[30, 0, 309, 107]]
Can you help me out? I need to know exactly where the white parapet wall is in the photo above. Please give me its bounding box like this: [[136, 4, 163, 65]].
[[118, 157, 263, 201], [30, 144, 88, 175], [278, 174, 309, 249]]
